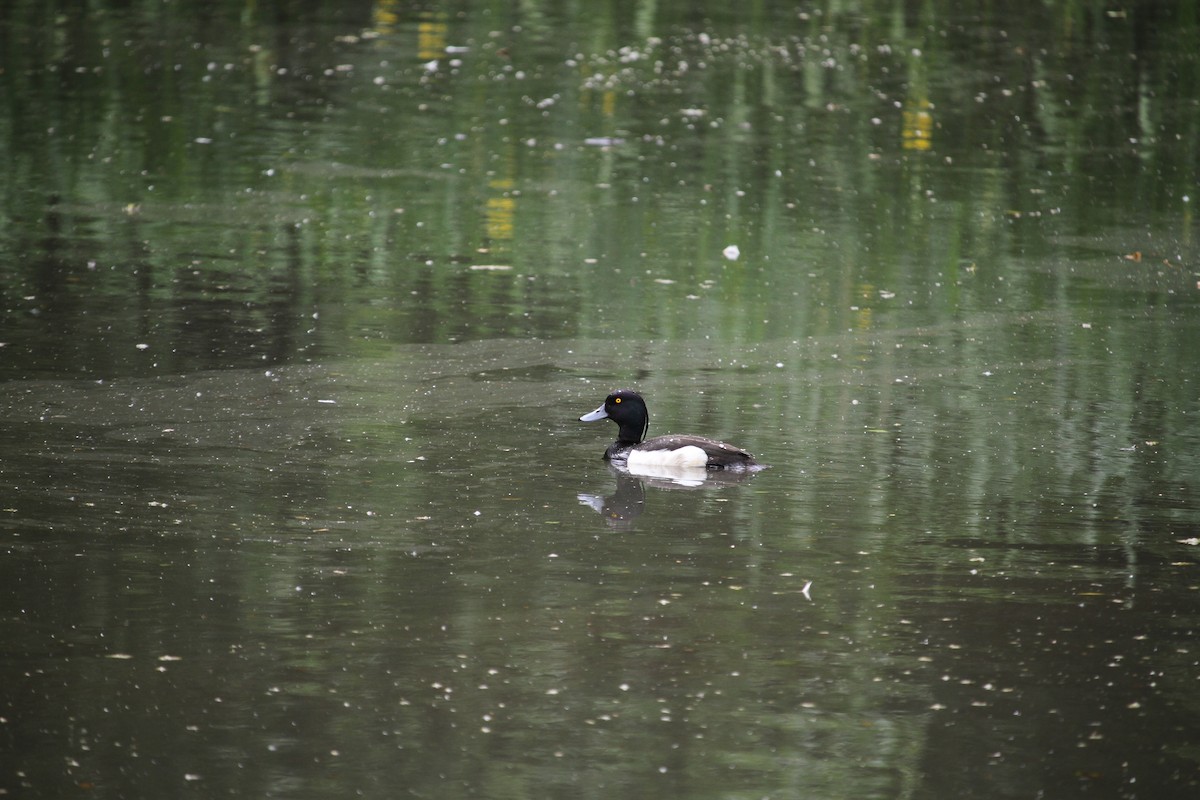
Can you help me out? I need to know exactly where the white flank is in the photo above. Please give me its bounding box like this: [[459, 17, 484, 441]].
[[627, 445, 708, 469]]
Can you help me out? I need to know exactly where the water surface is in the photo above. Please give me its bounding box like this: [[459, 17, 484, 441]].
[[2, 2, 1199, 798]]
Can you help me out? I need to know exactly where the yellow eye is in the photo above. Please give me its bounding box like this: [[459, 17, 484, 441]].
[[614, 397, 621, 404]]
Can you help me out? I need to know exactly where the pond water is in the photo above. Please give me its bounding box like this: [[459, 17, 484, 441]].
[[2, 2, 1199, 798]]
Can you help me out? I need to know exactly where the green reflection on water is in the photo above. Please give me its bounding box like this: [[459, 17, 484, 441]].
[[3, 0, 1197, 377]]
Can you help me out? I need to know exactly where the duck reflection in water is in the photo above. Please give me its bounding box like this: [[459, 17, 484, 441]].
[[578, 464, 760, 528], [578, 471, 648, 528]]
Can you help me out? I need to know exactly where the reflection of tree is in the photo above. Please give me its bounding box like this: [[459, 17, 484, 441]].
[[3, 1, 1196, 370]]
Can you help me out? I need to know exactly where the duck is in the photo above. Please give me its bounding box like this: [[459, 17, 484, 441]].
[[578, 389, 761, 471]]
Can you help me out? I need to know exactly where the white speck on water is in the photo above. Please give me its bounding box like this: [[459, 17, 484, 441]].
[[722, 244, 740, 260]]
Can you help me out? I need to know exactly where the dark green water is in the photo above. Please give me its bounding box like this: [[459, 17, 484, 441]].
[[2, 2, 1199, 798]]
